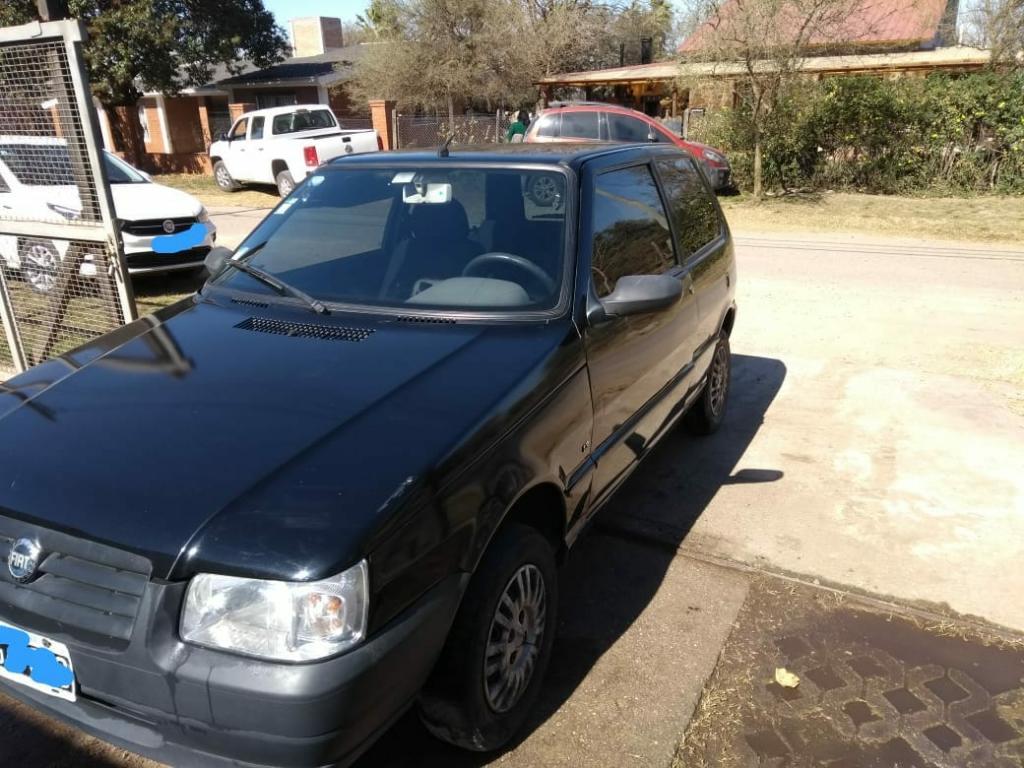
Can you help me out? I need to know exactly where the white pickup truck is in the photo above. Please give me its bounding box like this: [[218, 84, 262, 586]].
[[208, 105, 381, 196]]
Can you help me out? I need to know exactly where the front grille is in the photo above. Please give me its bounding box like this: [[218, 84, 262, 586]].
[[125, 246, 209, 269], [0, 521, 151, 650], [235, 317, 375, 342], [121, 217, 198, 237]]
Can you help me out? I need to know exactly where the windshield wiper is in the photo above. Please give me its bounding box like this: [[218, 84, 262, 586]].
[[221, 245, 328, 315]]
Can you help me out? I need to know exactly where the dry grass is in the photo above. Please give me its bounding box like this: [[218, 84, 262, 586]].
[[719, 192, 1024, 245], [153, 173, 279, 210]]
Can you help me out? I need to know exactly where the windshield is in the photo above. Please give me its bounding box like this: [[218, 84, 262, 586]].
[[213, 166, 569, 314], [0, 144, 147, 185]]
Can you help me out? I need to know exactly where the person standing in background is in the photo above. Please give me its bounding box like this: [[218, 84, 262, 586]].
[[506, 110, 530, 142]]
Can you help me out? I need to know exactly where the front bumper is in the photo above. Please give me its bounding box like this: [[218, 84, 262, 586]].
[[0, 573, 465, 768]]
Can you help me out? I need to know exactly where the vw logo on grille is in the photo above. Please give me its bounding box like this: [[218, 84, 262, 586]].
[[161, 219, 176, 234], [7, 538, 42, 583]]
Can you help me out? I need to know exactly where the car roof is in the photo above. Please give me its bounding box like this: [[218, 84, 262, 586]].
[[329, 142, 654, 170], [539, 102, 653, 119]]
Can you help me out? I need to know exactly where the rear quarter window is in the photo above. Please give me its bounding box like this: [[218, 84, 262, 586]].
[[655, 156, 722, 257], [534, 114, 560, 138]]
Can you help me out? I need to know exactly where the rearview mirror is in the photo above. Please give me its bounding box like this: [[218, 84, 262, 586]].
[[600, 274, 682, 317], [204, 246, 232, 276]]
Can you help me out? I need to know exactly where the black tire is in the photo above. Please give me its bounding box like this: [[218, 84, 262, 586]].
[[685, 331, 731, 435], [213, 160, 239, 192], [419, 523, 558, 752], [19, 238, 60, 294], [275, 170, 296, 197]]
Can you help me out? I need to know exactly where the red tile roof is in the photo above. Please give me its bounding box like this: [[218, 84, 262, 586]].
[[679, 0, 952, 54]]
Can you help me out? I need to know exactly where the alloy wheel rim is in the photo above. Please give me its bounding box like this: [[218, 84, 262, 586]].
[[709, 344, 729, 417], [483, 563, 547, 713], [280, 178, 294, 195], [216, 166, 231, 187], [531, 177, 557, 205], [24, 243, 57, 292]]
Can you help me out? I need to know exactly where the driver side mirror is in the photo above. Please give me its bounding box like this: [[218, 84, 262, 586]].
[[220, 133, 231, 142], [204, 245, 232, 276], [647, 129, 658, 143], [600, 274, 682, 318]]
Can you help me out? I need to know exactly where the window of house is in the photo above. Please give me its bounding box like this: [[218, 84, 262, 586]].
[[250, 116, 265, 140], [607, 114, 653, 143], [590, 165, 676, 297], [560, 111, 600, 140], [138, 105, 150, 144], [229, 118, 248, 140], [655, 156, 721, 258]]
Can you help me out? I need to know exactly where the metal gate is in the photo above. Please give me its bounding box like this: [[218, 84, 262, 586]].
[[0, 18, 135, 378]]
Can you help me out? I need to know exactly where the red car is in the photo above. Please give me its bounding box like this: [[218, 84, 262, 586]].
[[525, 103, 732, 192]]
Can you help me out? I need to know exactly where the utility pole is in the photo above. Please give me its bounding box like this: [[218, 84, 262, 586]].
[[36, 0, 70, 21]]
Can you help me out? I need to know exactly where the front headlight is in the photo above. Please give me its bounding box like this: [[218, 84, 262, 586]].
[[180, 560, 369, 662], [702, 148, 727, 166], [46, 202, 81, 220], [197, 207, 211, 224]]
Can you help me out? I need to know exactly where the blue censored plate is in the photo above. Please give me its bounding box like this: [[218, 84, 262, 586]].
[[0, 620, 76, 702], [152, 223, 207, 254]]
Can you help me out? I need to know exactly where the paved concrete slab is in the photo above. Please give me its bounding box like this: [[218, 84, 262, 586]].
[[603, 238, 1024, 630], [209, 205, 271, 249]]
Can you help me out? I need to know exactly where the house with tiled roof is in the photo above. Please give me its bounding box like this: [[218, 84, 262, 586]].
[[537, 0, 986, 118]]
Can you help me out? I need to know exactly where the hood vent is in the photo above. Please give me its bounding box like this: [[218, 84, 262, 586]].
[[236, 317, 374, 342], [231, 297, 270, 309]]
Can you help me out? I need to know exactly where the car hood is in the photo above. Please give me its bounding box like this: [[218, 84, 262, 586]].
[[0, 298, 572, 581], [28, 182, 202, 222]]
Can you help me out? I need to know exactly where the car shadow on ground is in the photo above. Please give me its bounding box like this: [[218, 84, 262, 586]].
[[356, 353, 787, 767]]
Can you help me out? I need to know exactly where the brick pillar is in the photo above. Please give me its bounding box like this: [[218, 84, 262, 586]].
[[369, 99, 396, 150], [198, 102, 213, 146], [228, 102, 256, 122]]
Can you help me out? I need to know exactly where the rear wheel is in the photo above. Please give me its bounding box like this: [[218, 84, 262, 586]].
[[213, 161, 239, 192], [275, 170, 295, 197], [19, 239, 59, 294], [685, 331, 731, 435], [419, 523, 558, 751]]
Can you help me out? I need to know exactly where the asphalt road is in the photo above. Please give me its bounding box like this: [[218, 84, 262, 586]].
[[1, 224, 1022, 767]]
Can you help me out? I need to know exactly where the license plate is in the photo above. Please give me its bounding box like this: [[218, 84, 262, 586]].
[[0, 620, 76, 702]]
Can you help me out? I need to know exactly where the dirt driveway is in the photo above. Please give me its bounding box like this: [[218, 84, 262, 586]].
[[2, 230, 1023, 767]]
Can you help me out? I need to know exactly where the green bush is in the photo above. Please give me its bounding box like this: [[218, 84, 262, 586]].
[[694, 71, 1024, 195]]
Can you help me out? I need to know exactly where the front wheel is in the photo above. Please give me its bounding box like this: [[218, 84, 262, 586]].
[[419, 523, 558, 751], [686, 331, 731, 435], [19, 239, 60, 294], [213, 161, 239, 192]]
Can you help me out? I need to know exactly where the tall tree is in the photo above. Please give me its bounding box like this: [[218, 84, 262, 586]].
[[1, 0, 288, 107], [676, 0, 910, 197], [963, 0, 1024, 67]]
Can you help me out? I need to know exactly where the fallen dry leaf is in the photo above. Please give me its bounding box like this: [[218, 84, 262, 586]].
[[774, 667, 800, 688]]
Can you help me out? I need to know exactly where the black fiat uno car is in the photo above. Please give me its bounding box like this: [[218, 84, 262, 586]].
[[0, 143, 736, 766]]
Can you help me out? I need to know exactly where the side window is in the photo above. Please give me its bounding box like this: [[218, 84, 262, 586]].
[[608, 114, 652, 143], [250, 116, 265, 140], [229, 118, 248, 141], [655, 156, 721, 258], [534, 113, 559, 138], [560, 111, 600, 140], [590, 165, 676, 297]]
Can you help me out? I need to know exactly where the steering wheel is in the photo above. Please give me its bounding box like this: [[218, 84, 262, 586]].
[[462, 252, 556, 297]]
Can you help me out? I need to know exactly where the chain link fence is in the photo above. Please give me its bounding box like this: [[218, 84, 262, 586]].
[[0, 20, 133, 377], [393, 112, 514, 149]]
